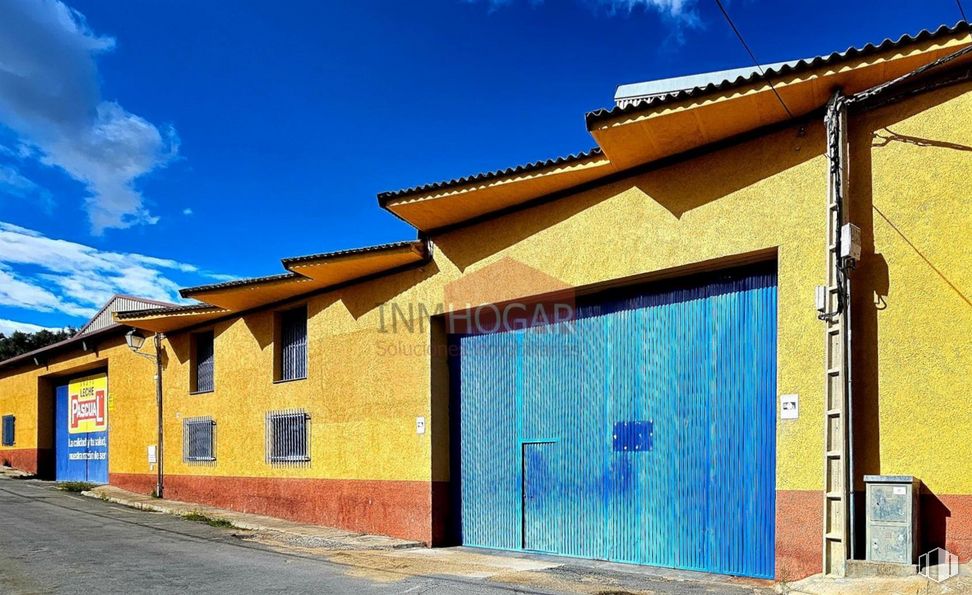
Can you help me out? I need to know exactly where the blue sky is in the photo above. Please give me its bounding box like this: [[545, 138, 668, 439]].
[[0, 0, 966, 333]]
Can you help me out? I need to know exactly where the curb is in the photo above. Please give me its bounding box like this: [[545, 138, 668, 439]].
[[79, 489, 422, 550]]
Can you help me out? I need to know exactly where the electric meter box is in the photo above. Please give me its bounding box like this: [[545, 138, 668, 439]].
[[840, 223, 862, 261], [865, 475, 920, 564]]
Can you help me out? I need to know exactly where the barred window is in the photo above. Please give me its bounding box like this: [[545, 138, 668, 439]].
[[192, 331, 215, 393], [277, 306, 307, 381], [1, 415, 14, 446], [183, 417, 215, 462], [266, 409, 310, 464]]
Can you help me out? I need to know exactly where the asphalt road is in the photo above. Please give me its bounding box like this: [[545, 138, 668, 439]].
[[0, 479, 534, 595], [0, 478, 775, 595]]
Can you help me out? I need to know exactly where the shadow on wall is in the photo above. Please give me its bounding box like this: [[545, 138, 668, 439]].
[[633, 121, 824, 218], [35, 375, 56, 479], [922, 485, 952, 553], [341, 260, 439, 321], [848, 78, 972, 559], [434, 120, 824, 272]]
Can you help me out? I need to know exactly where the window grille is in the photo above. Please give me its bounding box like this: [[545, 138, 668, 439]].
[[265, 409, 310, 464], [279, 307, 307, 381], [193, 331, 215, 393], [183, 417, 215, 462], [1, 415, 14, 446]]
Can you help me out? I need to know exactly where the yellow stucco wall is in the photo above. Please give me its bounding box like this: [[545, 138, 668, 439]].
[[850, 82, 972, 495], [0, 334, 157, 472], [147, 286, 435, 481], [106, 120, 826, 489], [112, 118, 828, 491], [428, 121, 829, 491], [5, 82, 968, 503]]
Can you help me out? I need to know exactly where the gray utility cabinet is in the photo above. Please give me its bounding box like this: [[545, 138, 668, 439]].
[[865, 475, 920, 564]]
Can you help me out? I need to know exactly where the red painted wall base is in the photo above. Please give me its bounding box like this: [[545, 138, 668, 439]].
[[776, 490, 823, 581], [103, 477, 972, 580], [110, 473, 436, 544], [1, 448, 52, 476]]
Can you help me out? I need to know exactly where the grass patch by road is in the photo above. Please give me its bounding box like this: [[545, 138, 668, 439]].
[[56, 481, 96, 493], [183, 511, 235, 528]]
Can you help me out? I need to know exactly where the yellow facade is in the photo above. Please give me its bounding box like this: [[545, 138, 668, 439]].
[[850, 83, 972, 495], [92, 120, 823, 491], [5, 84, 968, 499], [1, 33, 969, 578], [0, 335, 156, 474]]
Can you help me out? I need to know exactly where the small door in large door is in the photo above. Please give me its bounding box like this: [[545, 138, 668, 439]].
[[522, 442, 558, 553]]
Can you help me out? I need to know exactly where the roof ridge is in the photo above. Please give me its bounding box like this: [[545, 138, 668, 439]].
[[588, 21, 971, 126], [376, 147, 605, 204], [75, 294, 179, 336], [180, 239, 427, 297]]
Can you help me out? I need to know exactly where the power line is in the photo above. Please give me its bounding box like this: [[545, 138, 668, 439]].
[[958, 0, 968, 23], [713, 0, 794, 119]]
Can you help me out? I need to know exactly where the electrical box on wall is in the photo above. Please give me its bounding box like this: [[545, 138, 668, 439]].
[[815, 285, 827, 312], [841, 223, 862, 262], [865, 475, 920, 564]]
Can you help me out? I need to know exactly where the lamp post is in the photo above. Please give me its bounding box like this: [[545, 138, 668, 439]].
[[126, 328, 165, 498]]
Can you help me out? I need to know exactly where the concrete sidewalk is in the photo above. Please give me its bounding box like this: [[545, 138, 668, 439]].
[[36, 478, 972, 595], [79, 483, 774, 593], [0, 465, 33, 479], [83, 484, 421, 551]]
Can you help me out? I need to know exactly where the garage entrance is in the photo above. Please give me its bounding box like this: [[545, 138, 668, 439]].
[[452, 265, 777, 578], [54, 371, 109, 484]]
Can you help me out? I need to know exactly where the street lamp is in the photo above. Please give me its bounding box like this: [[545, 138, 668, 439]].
[[125, 329, 146, 352], [126, 328, 165, 499]]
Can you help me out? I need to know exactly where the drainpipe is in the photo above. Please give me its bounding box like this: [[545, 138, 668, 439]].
[[126, 328, 165, 498], [820, 90, 855, 574], [154, 332, 165, 499]]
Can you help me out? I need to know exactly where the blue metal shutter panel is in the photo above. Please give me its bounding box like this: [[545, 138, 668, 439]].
[[458, 330, 520, 550], [455, 268, 777, 578], [281, 308, 307, 381], [195, 332, 215, 392], [184, 418, 215, 461], [1, 415, 14, 446]]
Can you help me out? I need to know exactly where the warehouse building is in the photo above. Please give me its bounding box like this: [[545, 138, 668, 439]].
[[0, 296, 169, 480], [2, 23, 971, 581]]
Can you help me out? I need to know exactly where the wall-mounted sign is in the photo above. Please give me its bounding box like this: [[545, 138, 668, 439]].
[[68, 373, 108, 434], [780, 394, 799, 420], [148, 445, 157, 464], [416, 417, 426, 435]]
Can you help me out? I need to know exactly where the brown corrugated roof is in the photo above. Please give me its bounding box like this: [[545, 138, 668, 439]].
[[0, 324, 123, 371], [115, 302, 223, 320], [75, 294, 176, 336], [179, 240, 427, 298], [376, 148, 604, 205], [280, 239, 425, 266], [376, 22, 970, 209], [179, 272, 298, 298], [585, 21, 972, 127]]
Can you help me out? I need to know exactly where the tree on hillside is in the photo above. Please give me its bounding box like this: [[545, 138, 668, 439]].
[[0, 328, 78, 362]]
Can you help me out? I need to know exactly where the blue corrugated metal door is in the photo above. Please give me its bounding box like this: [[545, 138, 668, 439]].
[[455, 267, 777, 578], [55, 379, 109, 484]]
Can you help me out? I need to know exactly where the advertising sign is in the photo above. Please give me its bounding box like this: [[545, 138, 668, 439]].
[[68, 373, 108, 434], [55, 372, 109, 484]]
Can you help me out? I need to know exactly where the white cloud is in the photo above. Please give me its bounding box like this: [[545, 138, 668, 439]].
[[0, 0, 178, 234], [466, 0, 700, 27], [0, 318, 65, 336], [0, 164, 53, 209], [0, 221, 225, 324], [182, 208, 193, 216], [593, 0, 697, 19]]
